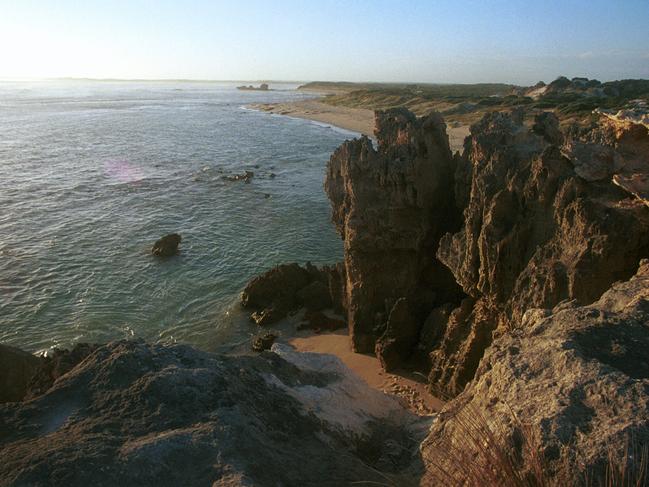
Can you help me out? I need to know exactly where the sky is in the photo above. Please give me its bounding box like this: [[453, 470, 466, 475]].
[[1, 0, 648, 85]]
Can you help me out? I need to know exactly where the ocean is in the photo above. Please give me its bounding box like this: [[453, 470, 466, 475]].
[[0, 80, 352, 353]]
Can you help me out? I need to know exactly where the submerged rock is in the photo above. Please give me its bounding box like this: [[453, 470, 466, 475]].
[[0, 340, 427, 486], [151, 233, 181, 257]]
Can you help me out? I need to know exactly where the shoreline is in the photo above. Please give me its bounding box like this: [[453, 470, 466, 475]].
[[289, 330, 444, 415], [247, 97, 471, 152]]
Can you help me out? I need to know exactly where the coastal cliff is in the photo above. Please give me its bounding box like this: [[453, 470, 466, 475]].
[[325, 107, 649, 396], [2, 106, 649, 485]]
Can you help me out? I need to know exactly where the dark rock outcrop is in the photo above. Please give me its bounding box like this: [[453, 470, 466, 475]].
[[0, 340, 426, 486], [251, 331, 277, 352], [422, 260, 649, 484], [297, 311, 346, 333], [0, 344, 42, 403], [241, 262, 344, 325], [151, 233, 181, 257]]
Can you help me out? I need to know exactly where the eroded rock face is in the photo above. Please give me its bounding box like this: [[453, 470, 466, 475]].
[[325, 108, 464, 357], [325, 106, 649, 395], [0, 340, 427, 486], [432, 110, 649, 393], [421, 260, 649, 484]]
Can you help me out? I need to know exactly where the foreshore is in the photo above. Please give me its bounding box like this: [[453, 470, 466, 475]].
[[290, 330, 444, 414], [247, 98, 470, 152]]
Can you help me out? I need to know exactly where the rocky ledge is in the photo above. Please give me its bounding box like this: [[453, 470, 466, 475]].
[[0, 341, 427, 486]]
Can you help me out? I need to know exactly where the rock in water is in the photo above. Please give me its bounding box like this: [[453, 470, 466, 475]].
[[241, 262, 343, 325], [151, 233, 181, 257], [251, 332, 277, 352]]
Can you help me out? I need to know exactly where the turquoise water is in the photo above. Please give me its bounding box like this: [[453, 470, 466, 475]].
[[0, 81, 350, 352]]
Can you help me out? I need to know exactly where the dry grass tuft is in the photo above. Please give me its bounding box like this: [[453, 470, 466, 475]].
[[422, 403, 648, 487]]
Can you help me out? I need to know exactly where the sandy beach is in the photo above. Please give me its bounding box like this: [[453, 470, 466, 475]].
[[248, 98, 470, 152], [290, 330, 444, 415]]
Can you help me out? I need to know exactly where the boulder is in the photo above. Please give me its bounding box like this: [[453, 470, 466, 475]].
[[151, 233, 181, 257], [251, 332, 277, 352], [241, 263, 344, 325]]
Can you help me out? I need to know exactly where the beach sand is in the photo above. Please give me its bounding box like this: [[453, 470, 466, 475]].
[[290, 330, 444, 415], [249, 99, 470, 153]]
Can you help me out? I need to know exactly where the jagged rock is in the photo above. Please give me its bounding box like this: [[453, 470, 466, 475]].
[[422, 261, 649, 484], [0, 340, 426, 486], [25, 343, 98, 399], [532, 111, 563, 145], [433, 109, 649, 394], [325, 108, 464, 354], [241, 263, 344, 325], [0, 344, 42, 403], [251, 332, 277, 352], [151, 233, 181, 257]]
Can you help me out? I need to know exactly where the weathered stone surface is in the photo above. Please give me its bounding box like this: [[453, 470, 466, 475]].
[[325, 108, 464, 354], [241, 263, 344, 325], [151, 233, 181, 257], [297, 311, 346, 333], [432, 110, 649, 394], [296, 280, 332, 311], [0, 344, 42, 403], [375, 298, 420, 372], [422, 260, 649, 484], [0, 340, 427, 486]]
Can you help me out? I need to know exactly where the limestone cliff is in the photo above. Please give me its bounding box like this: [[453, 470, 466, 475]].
[[325, 107, 649, 395], [422, 260, 649, 484], [324, 108, 464, 367]]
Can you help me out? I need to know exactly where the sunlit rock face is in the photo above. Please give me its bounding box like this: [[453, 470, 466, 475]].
[[421, 260, 649, 484], [0, 340, 427, 486], [326, 106, 649, 395], [325, 108, 464, 363]]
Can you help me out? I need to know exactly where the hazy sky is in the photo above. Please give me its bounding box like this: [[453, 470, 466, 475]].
[[1, 0, 648, 84]]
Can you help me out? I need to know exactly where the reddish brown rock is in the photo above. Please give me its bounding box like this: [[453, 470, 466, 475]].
[[325, 108, 464, 355], [422, 261, 649, 484]]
